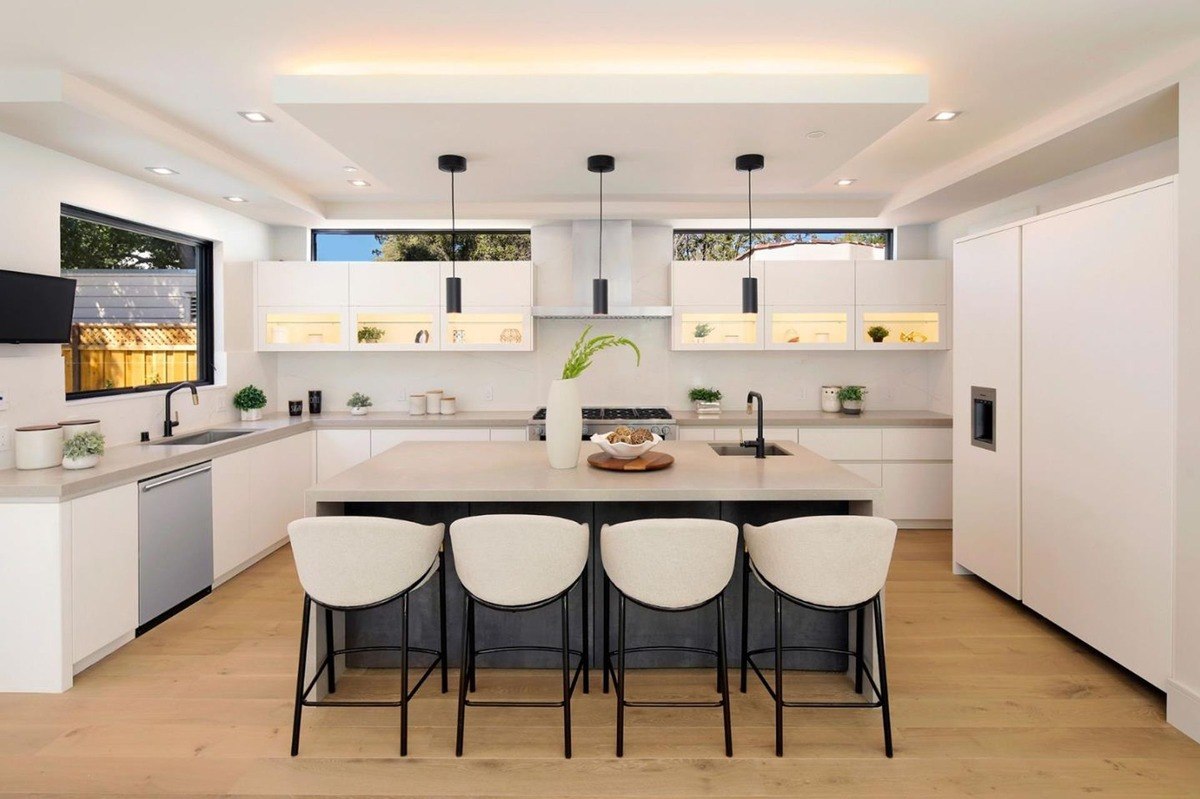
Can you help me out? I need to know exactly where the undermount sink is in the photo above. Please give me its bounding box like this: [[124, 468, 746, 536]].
[[152, 430, 253, 446], [709, 443, 793, 457]]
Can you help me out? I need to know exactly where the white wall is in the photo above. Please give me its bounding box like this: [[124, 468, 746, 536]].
[[1170, 66, 1200, 743], [0, 132, 275, 467], [275, 223, 944, 413]]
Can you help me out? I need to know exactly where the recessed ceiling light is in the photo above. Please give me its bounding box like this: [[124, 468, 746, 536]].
[[223, 196, 248, 203], [237, 111, 272, 123], [342, 165, 359, 172], [929, 110, 960, 122], [348, 179, 370, 187], [145, 166, 177, 175], [806, 130, 826, 139], [835, 178, 857, 187]]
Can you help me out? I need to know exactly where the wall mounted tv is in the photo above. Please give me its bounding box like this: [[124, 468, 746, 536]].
[[0, 269, 77, 343]]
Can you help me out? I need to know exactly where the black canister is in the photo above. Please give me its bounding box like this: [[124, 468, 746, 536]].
[[308, 390, 322, 415], [288, 400, 304, 417]]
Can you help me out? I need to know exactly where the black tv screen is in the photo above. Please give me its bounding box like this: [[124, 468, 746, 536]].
[[0, 269, 77, 343]]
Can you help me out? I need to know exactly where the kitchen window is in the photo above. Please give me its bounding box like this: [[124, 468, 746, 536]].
[[60, 205, 214, 399], [312, 229, 532, 261], [673, 229, 893, 260]]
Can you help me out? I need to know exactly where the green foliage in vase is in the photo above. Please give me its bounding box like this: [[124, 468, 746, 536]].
[[867, 325, 890, 341], [693, 323, 715, 339], [837, 385, 868, 402], [688, 387, 722, 403], [560, 325, 641, 380], [347, 392, 373, 409], [63, 431, 105, 459], [357, 326, 385, 343], [232, 384, 267, 411]]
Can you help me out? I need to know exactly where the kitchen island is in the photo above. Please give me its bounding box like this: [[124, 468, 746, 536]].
[[305, 439, 882, 681]]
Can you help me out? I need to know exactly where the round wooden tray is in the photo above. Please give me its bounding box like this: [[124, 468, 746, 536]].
[[587, 451, 674, 472]]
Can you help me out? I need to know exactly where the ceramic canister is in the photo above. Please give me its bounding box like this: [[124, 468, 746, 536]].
[[440, 396, 457, 415], [425, 390, 443, 415], [58, 419, 101, 436], [821, 386, 843, 414], [15, 424, 64, 470], [408, 394, 427, 415]]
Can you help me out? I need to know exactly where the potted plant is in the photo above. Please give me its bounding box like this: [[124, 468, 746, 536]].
[[347, 392, 373, 416], [693, 322, 715, 343], [867, 325, 890, 344], [62, 431, 105, 470], [837, 385, 868, 415], [689, 387, 722, 416], [233, 384, 268, 421], [549, 325, 640, 469], [357, 325, 385, 344]]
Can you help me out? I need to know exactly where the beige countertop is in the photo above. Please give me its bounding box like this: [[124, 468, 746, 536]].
[[0, 408, 947, 502], [305, 440, 883, 506]]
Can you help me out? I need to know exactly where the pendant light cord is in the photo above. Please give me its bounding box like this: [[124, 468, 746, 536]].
[[598, 170, 604, 281], [450, 170, 457, 279], [746, 168, 754, 277]]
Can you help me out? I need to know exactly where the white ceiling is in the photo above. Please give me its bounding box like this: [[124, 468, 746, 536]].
[[0, 0, 1196, 226]]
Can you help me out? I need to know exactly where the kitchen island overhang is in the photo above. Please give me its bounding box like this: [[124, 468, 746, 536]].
[[304, 440, 882, 686]]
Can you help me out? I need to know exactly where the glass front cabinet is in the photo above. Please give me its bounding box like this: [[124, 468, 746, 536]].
[[765, 306, 854, 350], [763, 261, 857, 350], [438, 262, 535, 351], [669, 261, 764, 350], [258, 307, 348, 351], [853, 260, 950, 351]]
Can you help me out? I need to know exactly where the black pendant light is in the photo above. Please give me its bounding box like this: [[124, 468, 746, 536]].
[[588, 154, 615, 314], [439, 154, 467, 314], [735, 153, 764, 314]]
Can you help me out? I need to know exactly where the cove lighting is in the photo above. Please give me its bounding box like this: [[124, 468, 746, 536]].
[[930, 110, 960, 122], [145, 167, 177, 175], [238, 111, 273, 123]]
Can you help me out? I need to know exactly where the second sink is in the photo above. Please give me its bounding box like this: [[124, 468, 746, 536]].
[[709, 443, 793, 457], [152, 430, 253, 446]]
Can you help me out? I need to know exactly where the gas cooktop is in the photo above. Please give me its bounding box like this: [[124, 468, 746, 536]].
[[530, 406, 673, 421]]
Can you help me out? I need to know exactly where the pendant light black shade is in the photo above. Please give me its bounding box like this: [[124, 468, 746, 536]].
[[588, 154, 615, 315], [439, 154, 468, 313], [736, 153, 764, 314]]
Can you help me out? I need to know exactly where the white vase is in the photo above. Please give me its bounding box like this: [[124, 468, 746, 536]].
[[240, 408, 263, 422], [546, 377, 582, 469], [350, 406, 368, 416], [62, 453, 100, 470]]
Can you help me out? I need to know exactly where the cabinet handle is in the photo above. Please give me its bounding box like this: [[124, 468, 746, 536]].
[[141, 463, 212, 492]]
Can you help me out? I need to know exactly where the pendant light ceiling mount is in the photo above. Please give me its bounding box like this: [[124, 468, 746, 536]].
[[588, 154, 615, 315], [439, 154, 467, 314], [736, 153, 764, 314]]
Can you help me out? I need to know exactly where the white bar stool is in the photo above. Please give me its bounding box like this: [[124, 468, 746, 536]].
[[287, 516, 447, 757], [600, 518, 738, 757], [740, 515, 898, 757], [450, 514, 590, 758]]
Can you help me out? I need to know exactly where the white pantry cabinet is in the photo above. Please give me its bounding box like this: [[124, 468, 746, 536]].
[[71, 483, 139, 667]]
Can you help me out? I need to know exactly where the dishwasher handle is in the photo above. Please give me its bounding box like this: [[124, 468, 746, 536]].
[[141, 462, 212, 492]]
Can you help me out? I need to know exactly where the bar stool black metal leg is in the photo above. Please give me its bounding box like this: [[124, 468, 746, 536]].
[[468, 598, 477, 693], [400, 593, 410, 756], [438, 550, 448, 693], [873, 597, 894, 758], [324, 606, 336, 694], [581, 557, 590, 695], [562, 592, 573, 759], [455, 598, 471, 757], [774, 591, 784, 757], [616, 594, 627, 757], [717, 594, 732, 757], [854, 605, 865, 695], [602, 574, 611, 694], [740, 552, 750, 693], [290, 594, 311, 757]]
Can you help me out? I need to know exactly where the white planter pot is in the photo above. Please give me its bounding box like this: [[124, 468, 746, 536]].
[[546, 377, 582, 469], [240, 408, 263, 422], [841, 400, 863, 416], [350, 406, 368, 416], [62, 454, 100, 470]]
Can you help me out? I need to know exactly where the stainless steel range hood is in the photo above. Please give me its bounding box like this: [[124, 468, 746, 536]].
[[533, 220, 672, 319]]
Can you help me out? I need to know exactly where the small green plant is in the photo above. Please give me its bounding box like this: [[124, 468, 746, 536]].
[[837, 385, 868, 403], [688, 387, 722, 403], [867, 325, 890, 342], [347, 392, 373, 409], [693, 322, 715, 339], [63, 431, 105, 460], [560, 325, 640, 380], [357, 326, 385, 344], [232, 384, 267, 411]]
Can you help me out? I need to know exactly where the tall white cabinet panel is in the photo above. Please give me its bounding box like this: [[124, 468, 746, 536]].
[[71, 484, 139, 666], [1021, 182, 1175, 688], [248, 432, 313, 555], [212, 449, 254, 582], [952, 227, 1023, 598]]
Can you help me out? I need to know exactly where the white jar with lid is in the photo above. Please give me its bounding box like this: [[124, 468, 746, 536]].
[[440, 396, 457, 415], [821, 386, 842, 414], [15, 424, 64, 470], [59, 419, 101, 436], [408, 394, 427, 416], [425, 390, 443, 415]]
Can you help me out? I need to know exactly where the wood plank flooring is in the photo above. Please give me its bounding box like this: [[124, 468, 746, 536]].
[[1, 530, 1198, 797]]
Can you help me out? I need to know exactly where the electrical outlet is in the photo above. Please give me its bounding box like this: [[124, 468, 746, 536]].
[[484, 384, 494, 402], [0, 389, 8, 411], [0, 424, 10, 452]]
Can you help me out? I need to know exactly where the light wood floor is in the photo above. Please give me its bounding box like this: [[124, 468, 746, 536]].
[[1, 530, 1198, 797]]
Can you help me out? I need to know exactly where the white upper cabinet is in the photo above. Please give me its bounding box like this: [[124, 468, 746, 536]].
[[670, 261, 764, 307], [439, 262, 535, 351], [854, 260, 950, 350], [764, 261, 856, 350], [854, 260, 948, 305], [764, 261, 855, 306], [257, 262, 349, 306], [439, 262, 534, 308], [348, 262, 440, 351], [670, 262, 764, 350], [348, 262, 440, 306]]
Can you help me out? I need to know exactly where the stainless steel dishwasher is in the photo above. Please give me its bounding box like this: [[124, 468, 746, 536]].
[[137, 461, 214, 635]]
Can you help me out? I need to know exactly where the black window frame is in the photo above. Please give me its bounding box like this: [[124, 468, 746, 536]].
[[61, 204, 215, 401], [311, 228, 533, 261], [672, 228, 895, 260]]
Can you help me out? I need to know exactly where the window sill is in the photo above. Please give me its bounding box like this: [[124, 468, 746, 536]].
[[66, 382, 225, 406]]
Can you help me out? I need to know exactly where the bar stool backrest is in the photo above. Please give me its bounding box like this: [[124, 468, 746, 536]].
[[288, 516, 444, 608], [601, 518, 738, 609], [450, 514, 589, 607], [744, 515, 898, 608]]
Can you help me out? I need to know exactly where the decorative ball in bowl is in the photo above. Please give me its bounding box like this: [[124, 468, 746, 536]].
[[590, 427, 663, 460]]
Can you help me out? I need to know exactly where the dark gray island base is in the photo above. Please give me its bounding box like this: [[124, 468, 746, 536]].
[[343, 498, 853, 671]]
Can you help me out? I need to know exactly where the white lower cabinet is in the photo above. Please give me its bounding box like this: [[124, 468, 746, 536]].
[[799, 428, 882, 461], [371, 427, 491, 457], [71, 483, 139, 666], [316, 429, 371, 481], [678, 426, 743, 442], [212, 448, 254, 581], [877, 463, 952, 522], [488, 427, 528, 442], [838, 462, 882, 486]]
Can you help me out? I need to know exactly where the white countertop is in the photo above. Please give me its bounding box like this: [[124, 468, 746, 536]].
[[671, 409, 952, 427], [305, 440, 883, 505]]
